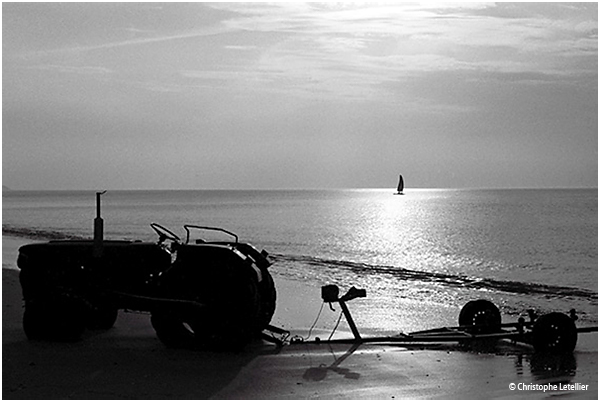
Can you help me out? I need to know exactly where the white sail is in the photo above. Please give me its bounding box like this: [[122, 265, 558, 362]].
[[397, 175, 404, 193]]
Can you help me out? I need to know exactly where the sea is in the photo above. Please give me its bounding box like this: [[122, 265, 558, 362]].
[[2, 188, 598, 332]]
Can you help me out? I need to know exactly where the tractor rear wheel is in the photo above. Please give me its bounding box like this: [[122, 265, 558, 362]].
[[151, 260, 261, 350], [257, 269, 276, 329], [150, 312, 199, 349]]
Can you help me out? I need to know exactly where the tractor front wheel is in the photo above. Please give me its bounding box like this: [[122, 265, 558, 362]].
[[23, 295, 86, 342]]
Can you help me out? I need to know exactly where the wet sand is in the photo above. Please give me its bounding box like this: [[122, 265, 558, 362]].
[[2, 235, 598, 399]]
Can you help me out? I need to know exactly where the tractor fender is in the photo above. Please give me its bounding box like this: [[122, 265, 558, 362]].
[[171, 244, 262, 284]]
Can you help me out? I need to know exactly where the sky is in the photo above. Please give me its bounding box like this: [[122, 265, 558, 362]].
[[2, 2, 598, 190]]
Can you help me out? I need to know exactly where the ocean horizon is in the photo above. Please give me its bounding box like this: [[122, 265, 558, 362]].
[[3, 186, 598, 192]]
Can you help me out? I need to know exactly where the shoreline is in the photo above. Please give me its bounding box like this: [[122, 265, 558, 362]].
[[2, 235, 34, 271], [3, 234, 598, 399]]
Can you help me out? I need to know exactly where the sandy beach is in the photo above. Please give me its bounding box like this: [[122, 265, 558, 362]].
[[3, 235, 598, 399]]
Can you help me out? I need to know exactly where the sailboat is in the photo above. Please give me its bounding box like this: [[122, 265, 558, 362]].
[[394, 175, 404, 195]]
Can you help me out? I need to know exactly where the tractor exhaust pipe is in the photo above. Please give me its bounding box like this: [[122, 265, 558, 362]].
[[93, 190, 107, 259]]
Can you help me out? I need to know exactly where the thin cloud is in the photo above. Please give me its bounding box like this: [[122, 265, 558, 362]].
[[29, 64, 113, 75], [208, 2, 596, 72], [11, 2, 595, 103], [16, 25, 233, 59]]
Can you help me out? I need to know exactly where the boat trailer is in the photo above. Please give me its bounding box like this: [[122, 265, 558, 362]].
[[263, 285, 598, 354]]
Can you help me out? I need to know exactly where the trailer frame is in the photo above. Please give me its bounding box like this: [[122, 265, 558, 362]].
[[263, 285, 597, 354]]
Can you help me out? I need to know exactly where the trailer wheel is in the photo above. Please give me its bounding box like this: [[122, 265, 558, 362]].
[[459, 300, 501, 334], [23, 295, 86, 342], [532, 312, 577, 353]]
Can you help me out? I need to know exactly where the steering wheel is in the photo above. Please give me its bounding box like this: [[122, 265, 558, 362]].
[[150, 223, 181, 245]]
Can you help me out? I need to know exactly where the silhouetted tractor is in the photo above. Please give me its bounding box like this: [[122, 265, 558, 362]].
[[17, 192, 276, 350]]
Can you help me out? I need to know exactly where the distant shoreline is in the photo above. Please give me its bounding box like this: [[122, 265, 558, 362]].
[[2, 225, 88, 241]]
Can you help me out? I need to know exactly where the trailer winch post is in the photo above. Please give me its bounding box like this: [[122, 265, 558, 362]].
[[339, 300, 361, 340], [321, 285, 366, 341]]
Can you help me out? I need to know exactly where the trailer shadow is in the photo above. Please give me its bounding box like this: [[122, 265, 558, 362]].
[[399, 339, 579, 381], [296, 339, 579, 385]]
